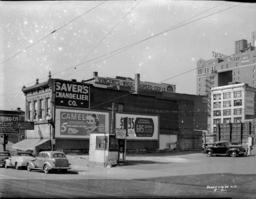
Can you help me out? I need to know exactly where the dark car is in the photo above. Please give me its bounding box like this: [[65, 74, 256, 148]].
[[203, 141, 247, 157], [0, 151, 10, 167], [27, 151, 71, 174]]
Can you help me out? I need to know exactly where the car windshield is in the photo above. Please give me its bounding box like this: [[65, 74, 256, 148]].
[[18, 153, 32, 156], [53, 153, 66, 158]]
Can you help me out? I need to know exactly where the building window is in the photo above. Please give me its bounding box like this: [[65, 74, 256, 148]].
[[234, 99, 242, 106], [39, 99, 44, 119], [223, 118, 231, 123], [117, 103, 124, 112], [223, 92, 231, 99], [234, 108, 242, 115], [223, 109, 231, 116], [213, 93, 221, 100], [221, 65, 223, 69], [46, 98, 51, 115], [28, 102, 32, 120], [234, 91, 242, 98], [223, 100, 231, 107], [213, 119, 221, 124], [34, 101, 37, 120], [213, 110, 221, 116], [233, 72, 236, 75], [213, 102, 221, 108], [234, 117, 242, 123]]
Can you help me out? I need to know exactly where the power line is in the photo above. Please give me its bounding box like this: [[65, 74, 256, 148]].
[[50, 2, 241, 79], [2, 2, 241, 96], [0, 1, 107, 67], [63, 0, 141, 79]]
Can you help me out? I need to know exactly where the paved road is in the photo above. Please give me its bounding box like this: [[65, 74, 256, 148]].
[[0, 150, 255, 198]]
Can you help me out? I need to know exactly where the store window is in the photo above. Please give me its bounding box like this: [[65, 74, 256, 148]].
[[213, 119, 221, 124], [234, 108, 242, 115], [223, 109, 231, 116], [234, 91, 242, 98], [223, 92, 231, 99], [213, 93, 221, 100], [213, 110, 221, 116], [213, 102, 221, 108], [223, 118, 231, 123], [234, 99, 242, 106], [234, 117, 242, 123], [223, 100, 231, 107]]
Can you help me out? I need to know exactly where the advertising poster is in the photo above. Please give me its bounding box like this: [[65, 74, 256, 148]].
[[55, 109, 109, 138], [115, 113, 159, 140]]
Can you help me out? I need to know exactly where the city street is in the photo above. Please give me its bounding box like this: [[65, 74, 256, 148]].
[[0, 150, 255, 198]]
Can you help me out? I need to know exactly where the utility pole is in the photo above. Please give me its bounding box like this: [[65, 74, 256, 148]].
[[110, 103, 116, 134]]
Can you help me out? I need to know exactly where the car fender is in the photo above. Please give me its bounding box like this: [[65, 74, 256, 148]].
[[226, 148, 239, 154], [43, 162, 53, 169], [5, 159, 12, 167], [27, 161, 36, 169]]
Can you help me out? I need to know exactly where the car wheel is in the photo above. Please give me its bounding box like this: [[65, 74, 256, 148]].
[[62, 169, 67, 173], [207, 151, 212, 157], [44, 165, 50, 174], [27, 164, 31, 172], [230, 151, 237, 158], [15, 163, 19, 170]]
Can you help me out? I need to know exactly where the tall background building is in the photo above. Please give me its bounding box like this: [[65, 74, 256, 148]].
[[196, 31, 256, 133]]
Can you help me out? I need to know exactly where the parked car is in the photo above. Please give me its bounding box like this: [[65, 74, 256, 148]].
[[0, 151, 10, 167], [27, 151, 71, 174], [5, 151, 34, 169], [203, 141, 247, 157]]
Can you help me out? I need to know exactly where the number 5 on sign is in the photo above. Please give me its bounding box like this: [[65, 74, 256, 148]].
[[61, 122, 68, 132]]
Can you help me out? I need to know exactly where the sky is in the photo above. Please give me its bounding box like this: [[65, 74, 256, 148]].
[[0, 1, 256, 111]]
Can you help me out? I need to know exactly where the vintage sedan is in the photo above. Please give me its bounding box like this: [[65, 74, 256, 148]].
[[5, 151, 34, 169], [0, 151, 10, 167], [203, 141, 247, 157], [27, 151, 71, 174]]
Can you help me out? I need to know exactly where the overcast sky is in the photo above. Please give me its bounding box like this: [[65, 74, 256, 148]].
[[1, 1, 256, 111]]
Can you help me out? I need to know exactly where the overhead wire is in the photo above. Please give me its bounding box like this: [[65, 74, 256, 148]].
[[3, 2, 241, 99], [62, 0, 141, 79], [0, 1, 107, 66], [47, 2, 240, 80]]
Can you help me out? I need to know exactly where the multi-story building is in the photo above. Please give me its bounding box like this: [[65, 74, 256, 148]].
[[12, 72, 207, 153], [211, 82, 256, 134], [196, 31, 256, 132]]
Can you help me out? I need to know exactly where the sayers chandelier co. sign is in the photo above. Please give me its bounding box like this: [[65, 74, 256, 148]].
[[54, 80, 90, 108]]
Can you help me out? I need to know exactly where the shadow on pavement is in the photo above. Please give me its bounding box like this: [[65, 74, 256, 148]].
[[118, 160, 171, 166]]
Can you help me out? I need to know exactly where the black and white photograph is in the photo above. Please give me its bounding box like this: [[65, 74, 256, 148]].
[[0, 1, 256, 198]]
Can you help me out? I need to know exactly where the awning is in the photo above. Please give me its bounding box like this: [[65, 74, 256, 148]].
[[12, 139, 50, 151]]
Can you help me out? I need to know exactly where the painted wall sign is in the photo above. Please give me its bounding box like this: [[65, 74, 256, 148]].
[[55, 80, 90, 108], [0, 115, 20, 134], [94, 77, 175, 93], [245, 91, 255, 116], [55, 108, 109, 138], [116, 113, 158, 140], [212, 51, 234, 61]]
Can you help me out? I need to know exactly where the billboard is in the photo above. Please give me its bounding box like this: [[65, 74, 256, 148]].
[[115, 113, 159, 140], [55, 108, 110, 138], [54, 80, 90, 108], [94, 76, 175, 93], [245, 91, 255, 115]]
